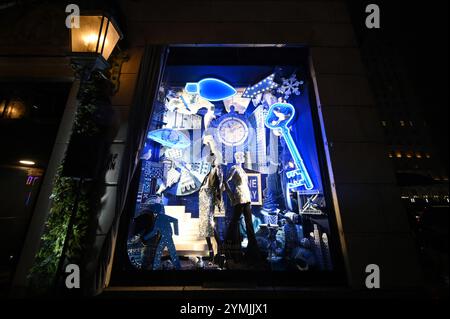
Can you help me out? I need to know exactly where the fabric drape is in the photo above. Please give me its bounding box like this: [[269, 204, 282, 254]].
[[92, 45, 169, 295]]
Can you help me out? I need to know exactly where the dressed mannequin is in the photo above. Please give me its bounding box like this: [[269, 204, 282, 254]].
[[198, 152, 224, 260], [225, 152, 261, 262]]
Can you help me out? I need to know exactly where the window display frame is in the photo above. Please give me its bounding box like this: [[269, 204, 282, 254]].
[[110, 45, 347, 288]]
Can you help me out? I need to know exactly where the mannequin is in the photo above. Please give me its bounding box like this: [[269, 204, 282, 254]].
[[198, 152, 224, 260], [225, 152, 261, 262], [139, 199, 181, 270]]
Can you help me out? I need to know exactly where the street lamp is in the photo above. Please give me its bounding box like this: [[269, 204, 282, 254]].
[[70, 13, 123, 73]]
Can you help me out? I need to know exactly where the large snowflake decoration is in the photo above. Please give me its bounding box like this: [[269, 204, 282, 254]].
[[277, 74, 304, 101]]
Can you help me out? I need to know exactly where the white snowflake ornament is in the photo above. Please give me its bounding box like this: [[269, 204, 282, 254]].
[[277, 73, 303, 101]]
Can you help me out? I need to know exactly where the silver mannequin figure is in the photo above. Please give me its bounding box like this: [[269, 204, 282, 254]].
[[225, 152, 261, 262], [198, 152, 224, 260]]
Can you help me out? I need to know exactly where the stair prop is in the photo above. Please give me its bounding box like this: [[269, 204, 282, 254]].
[[164, 206, 210, 257]]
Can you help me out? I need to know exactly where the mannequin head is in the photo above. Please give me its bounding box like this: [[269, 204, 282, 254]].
[[206, 152, 216, 164], [234, 151, 245, 164]]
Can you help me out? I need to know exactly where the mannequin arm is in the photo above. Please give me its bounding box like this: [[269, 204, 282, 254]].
[[164, 214, 179, 236], [224, 182, 235, 205], [218, 165, 225, 191], [225, 166, 236, 185], [225, 167, 236, 205], [172, 220, 179, 236]]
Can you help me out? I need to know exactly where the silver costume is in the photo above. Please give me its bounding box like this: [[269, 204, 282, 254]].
[[227, 165, 252, 204], [199, 165, 225, 237]]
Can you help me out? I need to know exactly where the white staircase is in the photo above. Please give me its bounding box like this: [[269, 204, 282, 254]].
[[165, 206, 209, 257]]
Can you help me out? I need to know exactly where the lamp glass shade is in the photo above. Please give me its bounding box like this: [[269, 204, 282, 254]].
[[101, 18, 120, 61], [70, 15, 120, 61]]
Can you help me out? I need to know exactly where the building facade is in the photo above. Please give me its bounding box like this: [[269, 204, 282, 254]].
[[0, 0, 423, 296]]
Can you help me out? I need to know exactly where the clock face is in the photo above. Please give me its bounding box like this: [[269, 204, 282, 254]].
[[217, 117, 249, 146]]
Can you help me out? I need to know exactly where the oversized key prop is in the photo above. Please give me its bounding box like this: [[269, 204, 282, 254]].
[[265, 102, 314, 190]]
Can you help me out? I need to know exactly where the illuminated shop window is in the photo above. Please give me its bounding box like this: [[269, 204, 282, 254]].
[[406, 151, 413, 159], [126, 47, 338, 275], [415, 152, 422, 159], [395, 151, 402, 158]]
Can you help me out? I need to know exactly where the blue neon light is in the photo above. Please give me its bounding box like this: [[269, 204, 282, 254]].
[[242, 73, 278, 99], [265, 102, 314, 190], [147, 128, 191, 149], [185, 78, 236, 101]]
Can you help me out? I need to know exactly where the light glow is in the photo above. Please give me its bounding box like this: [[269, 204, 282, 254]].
[[185, 78, 236, 101], [19, 160, 35, 166], [82, 33, 107, 51]]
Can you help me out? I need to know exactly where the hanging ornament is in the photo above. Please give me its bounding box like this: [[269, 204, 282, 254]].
[[223, 87, 251, 114], [147, 128, 191, 149], [164, 148, 184, 161], [166, 90, 214, 115], [251, 93, 263, 107], [185, 78, 236, 101], [180, 92, 214, 115], [242, 73, 279, 99], [277, 73, 303, 101], [262, 92, 278, 107], [176, 166, 201, 196], [203, 107, 216, 130], [165, 89, 184, 112]]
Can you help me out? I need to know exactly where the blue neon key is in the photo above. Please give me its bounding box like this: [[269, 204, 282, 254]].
[[265, 102, 314, 190]]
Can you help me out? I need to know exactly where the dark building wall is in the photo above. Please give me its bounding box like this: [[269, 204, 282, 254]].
[[347, 1, 449, 203], [361, 34, 446, 181]]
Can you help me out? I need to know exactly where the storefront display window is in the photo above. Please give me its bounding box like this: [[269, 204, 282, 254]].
[[126, 46, 338, 275]]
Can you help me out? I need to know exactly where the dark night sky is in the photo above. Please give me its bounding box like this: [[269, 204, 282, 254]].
[[348, 0, 449, 170]]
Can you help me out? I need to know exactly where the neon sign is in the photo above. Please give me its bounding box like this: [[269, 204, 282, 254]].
[[265, 102, 313, 190], [185, 78, 236, 101], [242, 73, 278, 98]]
